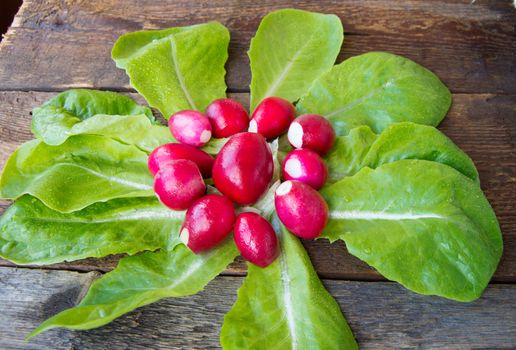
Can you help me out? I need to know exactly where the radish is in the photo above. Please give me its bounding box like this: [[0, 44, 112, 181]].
[[169, 110, 212, 147], [249, 97, 295, 139], [180, 194, 236, 253], [213, 132, 273, 205], [234, 212, 278, 267], [205, 98, 249, 138], [274, 180, 328, 239], [287, 114, 336, 155], [154, 159, 205, 210], [282, 149, 328, 190], [148, 143, 214, 178]]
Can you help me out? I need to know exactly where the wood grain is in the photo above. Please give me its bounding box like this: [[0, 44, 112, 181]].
[[0, 90, 514, 282], [0, 1, 515, 347], [1, 267, 515, 349], [0, 0, 514, 93]]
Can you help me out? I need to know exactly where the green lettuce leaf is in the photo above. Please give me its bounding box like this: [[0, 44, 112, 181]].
[[249, 9, 343, 110], [0, 135, 153, 212], [112, 22, 229, 118], [73, 115, 172, 153], [322, 160, 502, 302], [111, 27, 189, 68], [0, 196, 183, 265], [28, 239, 239, 338], [326, 122, 479, 183], [297, 52, 452, 135], [221, 217, 357, 349], [32, 89, 154, 146], [40, 113, 172, 153], [201, 136, 229, 155]]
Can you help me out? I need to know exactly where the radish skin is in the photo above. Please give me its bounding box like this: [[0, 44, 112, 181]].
[[205, 98, 249, 138], [180, 194, 236, 253], [249, 97, 295, 139], [287, 114, 336, 155], [274, 180, 328, 239], [282, 149, 328, 190], [169, 110, 212, 147], [213, 132, 273, 205], [234, 212, 278, 267], [154, 159, 205, 210], [148, 143, 214, 178]]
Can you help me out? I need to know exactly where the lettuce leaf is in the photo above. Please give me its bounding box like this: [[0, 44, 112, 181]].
[[32, 89, 156, 146], [112, 22, 229, 118], [297, 52, 452, 135], [249, 9, 343, 110], [221, 218, 357, 349], [322, 160, 502, 302], [0, 135, 153, 212], [0, 196, 183, 265], [326, 122, 479, 183], [28, 239, 238, 338]]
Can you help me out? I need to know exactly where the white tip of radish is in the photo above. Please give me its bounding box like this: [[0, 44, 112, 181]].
[[200, 130, 211, 143], [276, 181, 293, 196], [287, 122, 303, 149], [180, 228, 189, 246], [248, 120, 258, 133], [284, 158, 303, 178]]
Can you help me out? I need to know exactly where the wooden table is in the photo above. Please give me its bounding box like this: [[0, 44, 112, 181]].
[[0, 1, 515, 348]]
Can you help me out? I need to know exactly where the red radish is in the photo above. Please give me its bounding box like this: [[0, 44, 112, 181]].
[[180, 194, 236, 253], [154, 159, 205, 210], [234, 212, 278, 267], [213, 132, 273, 205], [205, 98, 249, 138], [282, 149, 328, 190], [169, 110, 212, 147], [249, 97, 295, 139], [288, 114, 336, 156], [274, 180, 328, 239], [148, 143, 214, 178]]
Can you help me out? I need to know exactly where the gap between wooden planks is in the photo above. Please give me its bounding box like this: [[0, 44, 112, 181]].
[[0, 0, 514, 93], [0, 90, 514, 282], [0, 267, 515, 350]]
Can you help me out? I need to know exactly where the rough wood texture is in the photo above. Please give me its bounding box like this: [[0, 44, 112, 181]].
[[0, 1, 515, 348], [0, 90, 515, 282], [1, 267, 514, 349], [0, 0, 514, 93]]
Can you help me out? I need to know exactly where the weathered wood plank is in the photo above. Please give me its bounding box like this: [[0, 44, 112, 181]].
[[0, 0, 514, 93], [0, 90, 514, 281], [0, 267, 515, 349]]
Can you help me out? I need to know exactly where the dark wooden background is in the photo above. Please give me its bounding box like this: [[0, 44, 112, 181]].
[[0, 1, 515, 349], [0, 0, 22, 41]]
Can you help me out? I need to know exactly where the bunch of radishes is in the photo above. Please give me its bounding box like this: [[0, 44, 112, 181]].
[[149, 96, 335, 268]]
